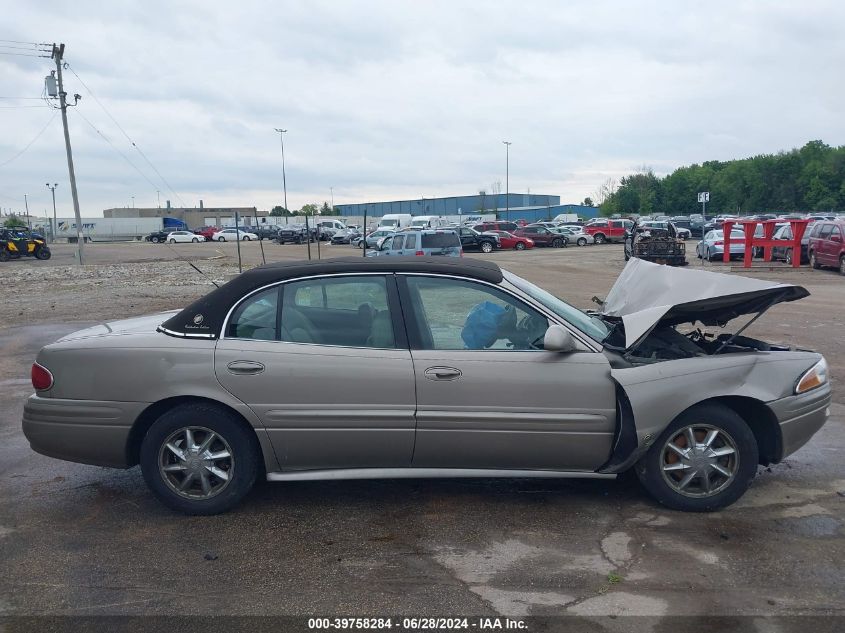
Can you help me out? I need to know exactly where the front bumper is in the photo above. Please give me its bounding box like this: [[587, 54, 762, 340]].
[[22, 395, 147, 468], [768, 383, 831, 460]]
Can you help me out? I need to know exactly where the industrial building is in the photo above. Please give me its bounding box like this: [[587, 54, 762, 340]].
[[103, 205, 266, 229], [335, 193, 599, 223]]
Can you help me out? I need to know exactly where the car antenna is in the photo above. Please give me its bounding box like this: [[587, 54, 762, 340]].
[[162, 238, 220, 288]]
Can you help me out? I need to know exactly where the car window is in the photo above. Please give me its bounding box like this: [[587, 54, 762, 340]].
[[392, 235, 405, 250], [421, 232, 459, 248], [380, 236, 394, 249], [282, 276, 394, 347], [819, 224, 833, 239], [227, 287, 279, 340], [831, 226, 842, 241], [405, 276, 548, 351]]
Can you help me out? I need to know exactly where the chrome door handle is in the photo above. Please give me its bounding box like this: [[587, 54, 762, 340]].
[[226, 360, 265, 375], [424, 366, 462, 381]]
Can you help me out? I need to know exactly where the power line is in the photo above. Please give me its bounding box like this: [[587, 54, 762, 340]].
[[72, 108, 163, 194], [0, 50, 50, 58], [65, 63, 187, 207], [0, 39, 43, 46], [0, 43, 49, 52], [0, 96, 45, 99], [0, 104, 49, 109], [0, 111, 57, 168]]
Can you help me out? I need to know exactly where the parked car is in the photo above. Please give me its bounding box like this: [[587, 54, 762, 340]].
[[473, 221, 519, 233], [770, 224, 811, 265], [316, 219, 347, 239], [24, 257, 829, 514], [696, 229, 747, 261], [330, 228, 361, 245], [353, 228, 395, 249], [193, 226, 219, 241], [513, 224, 567, 248], [456, 227, 500, 253], [808, 220, 845, 274], [639, 221, 692, 240], [365, 229, 461, 257], [276, 224, 317, 244], [213, 228, 258, 241], [482, 230, 535, 250], [166, 231, 201, 244], [145, 230, 170, 244], [552, 226, 594, 246], [583, 219, 632, 244], [252, 225, 280, 241]]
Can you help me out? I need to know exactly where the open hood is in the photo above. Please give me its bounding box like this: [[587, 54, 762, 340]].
[[601, 258, 809, 350]]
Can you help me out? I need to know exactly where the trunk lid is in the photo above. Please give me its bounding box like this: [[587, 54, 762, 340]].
[[57, 311, 179, 342]]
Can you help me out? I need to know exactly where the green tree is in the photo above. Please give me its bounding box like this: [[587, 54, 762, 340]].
[[582, 197, 594, 207], [270, 206, 289, 216], [3, 215, 23, 227], [299, 203, 320, 216], [320, 201, 331, 215]]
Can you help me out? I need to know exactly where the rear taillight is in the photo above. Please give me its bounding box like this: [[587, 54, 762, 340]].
[[714, 240, 723, 246], [415, 251, 424, 256], [31, 362, 53, 391]]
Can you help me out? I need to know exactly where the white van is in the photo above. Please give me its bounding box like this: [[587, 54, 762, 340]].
[[316, 219, 347, 237], [410, 215, 445, 228], [552, 213, 579, 223], [378, 214, 413, 230]]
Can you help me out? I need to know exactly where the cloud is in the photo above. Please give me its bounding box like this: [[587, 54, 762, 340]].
[[1, 0, 843, 216]]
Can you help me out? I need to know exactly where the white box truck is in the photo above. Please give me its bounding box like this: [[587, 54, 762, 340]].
[[409, 215, 446, 228], [378, 214, 413, 229]]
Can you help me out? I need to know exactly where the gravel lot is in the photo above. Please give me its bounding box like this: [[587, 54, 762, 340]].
[[1, 240, 844, 623]]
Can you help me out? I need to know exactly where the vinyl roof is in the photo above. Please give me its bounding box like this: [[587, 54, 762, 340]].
[[159, 257, 503, 339]]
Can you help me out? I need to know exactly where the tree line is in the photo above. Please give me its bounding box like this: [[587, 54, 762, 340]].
[[599, 140, 845, 217], [270, 202, 342, 216]]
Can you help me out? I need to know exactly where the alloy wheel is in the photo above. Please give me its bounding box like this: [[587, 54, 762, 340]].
[[158, 426, 235, 500], [481, 242, 493, 253], [515, 242, 525, 250], [660, 424, 739, 498], [785, 249, 792, 265], [577, 238, 586, 246]]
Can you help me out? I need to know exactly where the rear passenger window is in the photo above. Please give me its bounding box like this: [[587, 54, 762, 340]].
[[421, 232, 460, 248], [392, 235, 405, 250], [819, 224, 833, 239], [227, 287, 279, 340]]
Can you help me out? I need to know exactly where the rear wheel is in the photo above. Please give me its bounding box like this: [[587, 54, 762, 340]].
[[810, 251, 820, 269], [784, 248, 793, 265], [151, 237, 160, 243], [840, 256, 845, 276], [552, 238, 564, 248], [593, 233, 606, 244], [635, 403, 758, 512], [577, 237, 587, 247], [514, 241, 525, 250], [140, 403, 260, 515], [219, 236, 226, 242], [480, 241, 494, 253], [243, 236, 251, 241], [169, 239, 176, 244], [0, 249, 10, 262]]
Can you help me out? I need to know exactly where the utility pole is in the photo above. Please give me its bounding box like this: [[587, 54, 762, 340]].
[[46, 183, 58, 242], [51, 43, 85, 264], [330, 186, 334, 213], [157, 190, 161, 208], [502, 141, 512, 221], [24, 193, 31, 229]]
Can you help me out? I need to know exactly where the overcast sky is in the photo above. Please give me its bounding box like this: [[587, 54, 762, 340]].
[[1, 0, 843, 218]]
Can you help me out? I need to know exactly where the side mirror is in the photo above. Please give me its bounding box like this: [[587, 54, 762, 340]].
[[543, 324, 578, 353]]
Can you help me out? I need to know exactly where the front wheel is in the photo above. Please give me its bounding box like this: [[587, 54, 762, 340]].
[[593, 233, 606, 244], [151, 237, 160, 243], [35, 247, 51, 260], [840, 256, 845, 276], [140, 403, 261, 515], [635, 403, 758, 512], [480, 241, 494, 253], [192, 237, 199, 243], [552, 238, 564, 248], [577, 237, 587, 247], [514, 241, 526, 251], [169, 239, 176, 244], [784, 249, 793, 265], [243, 236, 251, 241], [0, 249, 10, 262], [810, 251, 820, 269]]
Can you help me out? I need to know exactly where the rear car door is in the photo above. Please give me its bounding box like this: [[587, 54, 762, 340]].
[[398, 274, 617, 471], [215, 274, 416, 469]]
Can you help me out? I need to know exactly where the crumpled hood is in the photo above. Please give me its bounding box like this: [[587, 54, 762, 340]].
[[601, 258, 809, 349]]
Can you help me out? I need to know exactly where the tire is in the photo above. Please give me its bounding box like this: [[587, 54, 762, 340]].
[[35, 247, 51, 260], [0, 249, 10, 262], [480, 241, 494, 253], [295, 236, 302, 245], [140, 402, 261, 515], [151, 237, 160, 244], [552, 238, 564, 248], [593, 233, 606, 244], [514, 241, 526, 251], [635, 402, 758, 512], [577, 237, 587, 247], [840, 256, 845, 276], [243, 236, 251, 241], [810, 251, 820, 269], [192, 237, 199, 243], [169, 239, 176, 244], [218, 236, 226, 242], [784, 249, 793, 265]]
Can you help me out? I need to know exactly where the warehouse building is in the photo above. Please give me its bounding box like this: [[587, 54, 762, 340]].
[[104, 204, 266, 229], [335, 193, 599, 222]]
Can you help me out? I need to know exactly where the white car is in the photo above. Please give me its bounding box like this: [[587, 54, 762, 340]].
[[166, 230, 201, 243], [214, 228, 258, 242]]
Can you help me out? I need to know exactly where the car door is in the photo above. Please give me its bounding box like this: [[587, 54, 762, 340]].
[[215, 274, 416, 470], [389, 233, 407, 255], [397, 274, 617, 471]]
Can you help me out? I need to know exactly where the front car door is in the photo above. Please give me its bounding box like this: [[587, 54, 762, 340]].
[[215, 274, 416, 470], [397, 274, 617, 471]]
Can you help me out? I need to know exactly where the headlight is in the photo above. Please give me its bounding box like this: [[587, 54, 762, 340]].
[[796, 358, 828, 394]]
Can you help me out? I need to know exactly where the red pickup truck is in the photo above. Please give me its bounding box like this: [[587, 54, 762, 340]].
[[583, 219, 632, 244], [193, 226, 220, 242]]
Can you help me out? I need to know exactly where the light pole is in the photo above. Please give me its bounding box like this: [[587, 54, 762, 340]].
[[157, 190, 161, 208], [502, 141, 512, 221], [274, 128, 304, 258], [131, 195, 135, 209], [46, 183, 58, 242], [24, 193, 31, 228]]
